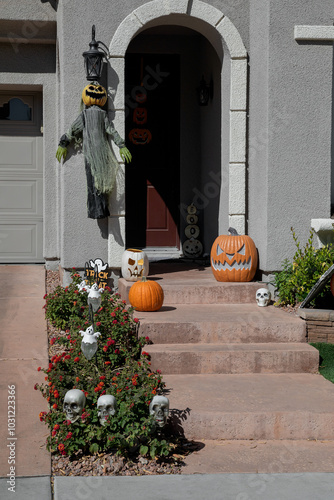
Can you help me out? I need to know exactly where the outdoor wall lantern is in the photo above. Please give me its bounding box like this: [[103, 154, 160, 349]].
[[82, 25, 110, 81], [197, 76, 213, 106]]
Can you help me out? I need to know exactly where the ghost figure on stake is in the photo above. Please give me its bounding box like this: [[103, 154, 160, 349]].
[[56, 82, 132, 219], [77, 280, 90, 293], [97, 395, 117, 426], [63, 389, 86, 423], [80, 325, 101, 360], [88, 282, 103, 311]]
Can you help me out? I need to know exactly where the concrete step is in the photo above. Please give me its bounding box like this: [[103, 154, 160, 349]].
[[181, 439, 334, 474], [119, 277, 263, 304], [164, 373, 334, 440], [137, 304, 306, 344], [145, 343, 319, 374]]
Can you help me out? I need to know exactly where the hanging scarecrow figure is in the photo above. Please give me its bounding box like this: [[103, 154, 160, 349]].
[[56, 82, 132, 219]]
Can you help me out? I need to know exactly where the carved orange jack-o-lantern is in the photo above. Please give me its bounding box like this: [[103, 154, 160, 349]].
[[133, 107, 147, 125], [129, 128, 152, 145], [210, 228, 258, 282], [82, 83, 108, 107]]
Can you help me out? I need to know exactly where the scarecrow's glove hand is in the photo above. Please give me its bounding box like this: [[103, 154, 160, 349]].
[[56, 146, 68, 163], [120, 147, 132, 163]]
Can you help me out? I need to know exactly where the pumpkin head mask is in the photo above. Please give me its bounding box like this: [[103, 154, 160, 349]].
[[82, 83, 108, 107], [210, 227, 258, 282]]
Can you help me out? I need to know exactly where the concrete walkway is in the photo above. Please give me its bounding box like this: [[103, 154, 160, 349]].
[[1, 265, 334, 499]]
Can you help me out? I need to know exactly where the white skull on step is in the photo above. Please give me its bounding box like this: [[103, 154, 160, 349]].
[[256, 288, 271, 307], [63, 389, 86, 423], [97, 395, 117, 425], [149, 395, 169, 428]]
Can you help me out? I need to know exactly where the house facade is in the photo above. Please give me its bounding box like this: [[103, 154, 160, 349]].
[[0, 0, 333, 284]]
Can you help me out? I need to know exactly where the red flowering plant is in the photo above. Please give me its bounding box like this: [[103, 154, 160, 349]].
[[36, 270, 171, 459]]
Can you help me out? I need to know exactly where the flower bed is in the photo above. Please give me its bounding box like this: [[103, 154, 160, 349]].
[[35, 269, 180, 465]]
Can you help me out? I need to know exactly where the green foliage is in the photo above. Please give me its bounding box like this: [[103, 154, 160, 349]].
[[36, 270, 171, 459], [274, 227, 334, 307], [310, 343, 334, 384]]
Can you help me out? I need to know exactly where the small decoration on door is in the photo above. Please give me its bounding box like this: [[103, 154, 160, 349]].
[[129, 128, 152, 145], [133, 108, 147, 125], [183, 204, 203, 259]]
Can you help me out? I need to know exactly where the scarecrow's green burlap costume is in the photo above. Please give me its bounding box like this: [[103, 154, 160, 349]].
[[56, 86, 131, 219]]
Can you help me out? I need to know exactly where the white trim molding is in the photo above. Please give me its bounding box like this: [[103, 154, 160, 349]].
[[108, 0, 248, 263], [294, 25, 334, 41]]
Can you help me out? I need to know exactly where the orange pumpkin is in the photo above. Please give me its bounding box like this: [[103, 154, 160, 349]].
[[210, 227, 258, 282], [128, 277, 164, 311]]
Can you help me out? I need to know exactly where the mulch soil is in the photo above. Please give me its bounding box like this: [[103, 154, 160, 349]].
[[45, 270, 196, 477]]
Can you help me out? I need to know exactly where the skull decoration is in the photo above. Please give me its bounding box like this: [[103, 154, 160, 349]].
[[80, 325, 101, 360], [149, 395, 169, 429], [256, 288, 271, 307], [97, 395, 117, 426], [121, 248, 149, 282], [63, 389, 86, 423]]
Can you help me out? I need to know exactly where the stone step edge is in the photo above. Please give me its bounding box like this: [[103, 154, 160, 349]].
[[144, 342, 315, 351]]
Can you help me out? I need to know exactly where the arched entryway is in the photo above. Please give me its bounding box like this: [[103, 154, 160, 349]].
[[107, 0, 247, 263]]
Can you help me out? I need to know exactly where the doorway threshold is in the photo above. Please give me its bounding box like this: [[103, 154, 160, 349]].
[[142, 247, 183, 262]]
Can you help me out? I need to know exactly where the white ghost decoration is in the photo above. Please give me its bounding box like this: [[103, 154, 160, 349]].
[[89, 258, 108, 274], [80, 325, 101, 360], [87, 283, 104, 312], [77, 280, 90, 292]]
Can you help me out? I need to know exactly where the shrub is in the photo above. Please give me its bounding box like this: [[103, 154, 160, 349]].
[[36, 270, 171, 459], [274, 227, 334, 307]]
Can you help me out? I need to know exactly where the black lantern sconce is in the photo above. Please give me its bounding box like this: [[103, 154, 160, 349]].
[[82, 25, 110, 81], [197, 76, 214, 106]]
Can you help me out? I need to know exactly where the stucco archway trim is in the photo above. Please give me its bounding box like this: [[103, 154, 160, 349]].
[[107, 0, 248, 264]]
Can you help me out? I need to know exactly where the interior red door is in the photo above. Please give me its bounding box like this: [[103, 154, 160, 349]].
[[125, 54, 180, 248]]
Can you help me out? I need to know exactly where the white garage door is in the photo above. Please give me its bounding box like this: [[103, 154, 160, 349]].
[[0, 91, 43, 263]]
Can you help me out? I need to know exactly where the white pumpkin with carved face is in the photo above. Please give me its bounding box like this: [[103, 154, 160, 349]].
[[121, 248, 149, 282]]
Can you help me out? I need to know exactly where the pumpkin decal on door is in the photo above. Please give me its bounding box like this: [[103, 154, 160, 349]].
[[210, 227, 258, 282], [133, 108, 147, 125], [129, 128, 152, 145]]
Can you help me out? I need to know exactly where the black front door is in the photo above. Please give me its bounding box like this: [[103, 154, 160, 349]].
[[125, 54, 180, 248]]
